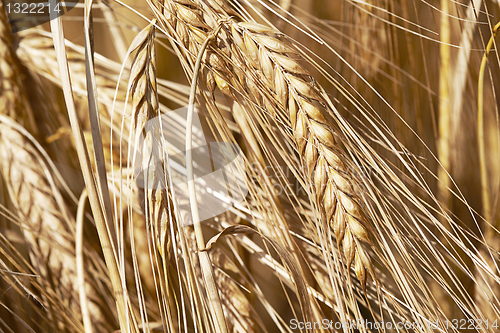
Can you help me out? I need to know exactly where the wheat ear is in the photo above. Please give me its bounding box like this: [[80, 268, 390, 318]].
[[0, 2, 33, 124], [231, 23, 377, 288], [151, 0, 376, 290], [128, 21, 175, 257]]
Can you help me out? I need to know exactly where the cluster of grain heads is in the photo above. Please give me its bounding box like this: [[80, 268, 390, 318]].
[[150, 0, 377, 290], [1, 2, 108, 330]]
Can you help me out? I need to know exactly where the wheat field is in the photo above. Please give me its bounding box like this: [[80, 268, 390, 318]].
[[0, 0, 499, 332]]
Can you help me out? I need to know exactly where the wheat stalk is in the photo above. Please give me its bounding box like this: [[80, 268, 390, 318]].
[[149, 0, 377, 291]]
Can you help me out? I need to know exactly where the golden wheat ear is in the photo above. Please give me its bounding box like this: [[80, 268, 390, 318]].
[[232, 21, 378, 290], [128, 20, 177, 260], [149, 0, 377, 290]]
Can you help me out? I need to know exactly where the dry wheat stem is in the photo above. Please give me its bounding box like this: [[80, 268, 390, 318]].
[[152, 0, 377, 291], [476, 21, 500, 321], [76, 190, 94, 333], [185, 22, 229, 333], [84, 0, 117, 246], [478, 22, 500, 226]]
